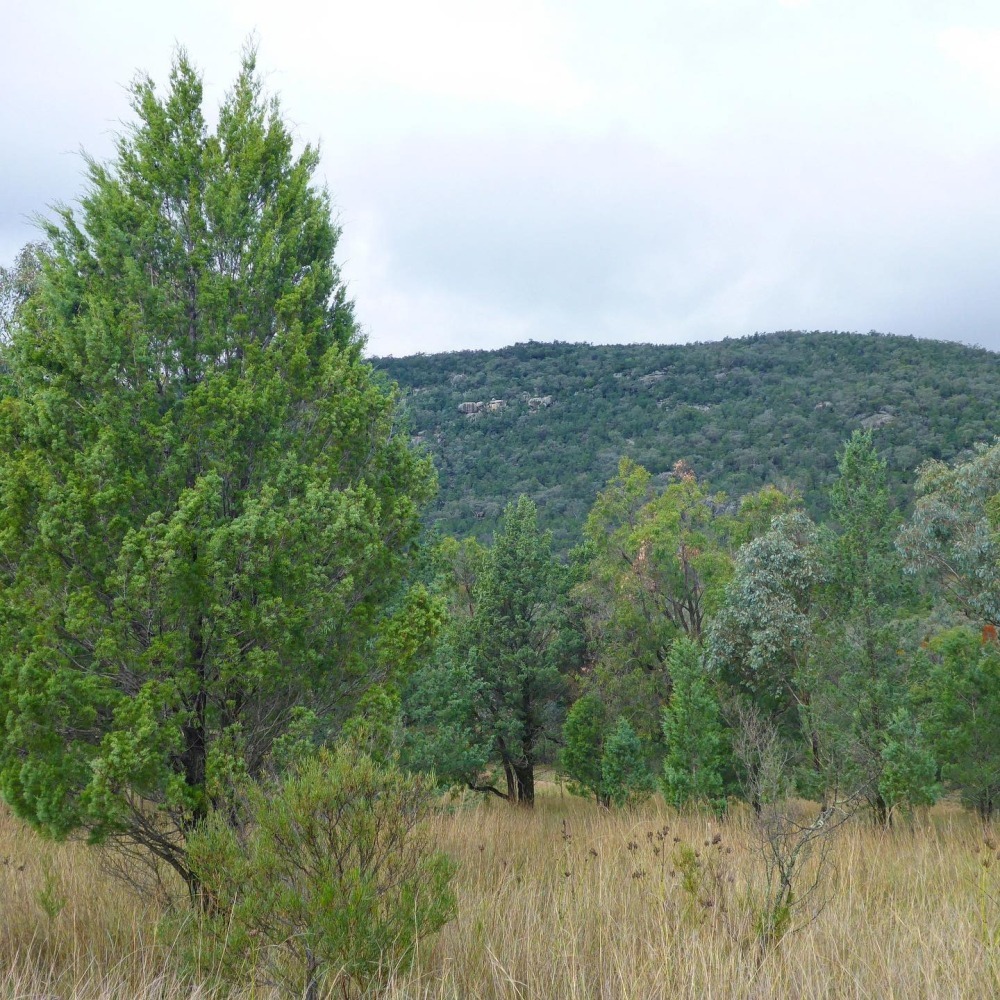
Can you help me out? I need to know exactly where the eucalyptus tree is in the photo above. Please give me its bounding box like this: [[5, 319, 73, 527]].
[[709, 512, 824, 737], [0, 242, 45, 346], [712, 432, 930, 821], [0, 51, 434, 892], [574, 458, 736, 741], [898, 438, 1000, 625], [896, 438, 1000, 820]]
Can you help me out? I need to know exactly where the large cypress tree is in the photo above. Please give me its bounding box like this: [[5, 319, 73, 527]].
[[0, 51, 434, 890]]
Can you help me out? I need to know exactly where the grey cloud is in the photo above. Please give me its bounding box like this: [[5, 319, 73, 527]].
[[345, 137, 706, 314], [337, 128, 1000, 355]]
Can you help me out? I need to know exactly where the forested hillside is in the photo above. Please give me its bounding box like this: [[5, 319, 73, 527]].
[[377, 332, 1000, 547]]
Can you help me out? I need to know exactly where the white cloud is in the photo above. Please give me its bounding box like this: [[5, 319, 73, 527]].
[[231, 0, 590, 115], [939, 26, 1000, 96]]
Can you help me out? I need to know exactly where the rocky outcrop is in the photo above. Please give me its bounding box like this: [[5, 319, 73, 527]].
[[860, 408, 895, 429], [459, 399, 506, 416]]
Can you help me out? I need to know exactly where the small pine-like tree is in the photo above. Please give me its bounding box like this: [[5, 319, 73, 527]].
[[403, 496, 571, 806], [878, 708, 938, 821], [561, 693, 610, 806], [920, 628, 1000, 819], [601, 717, 655, 808], [662, 637, 728, 812], [825, 430, 915, 825]]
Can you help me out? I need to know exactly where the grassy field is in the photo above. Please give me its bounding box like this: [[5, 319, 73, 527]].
[[1, 783, 999, 998]]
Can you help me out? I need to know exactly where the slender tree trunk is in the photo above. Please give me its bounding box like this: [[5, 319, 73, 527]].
[[810, 730, 828, 810], [304, 949, 319, 1000], [179, 612, 210, 905], [503, 759, 517, 802], [182, 615, 208, 825], [978, 795, 994, 823], [871, 791, 891, 829]]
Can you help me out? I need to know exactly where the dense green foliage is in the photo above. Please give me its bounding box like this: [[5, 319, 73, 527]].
[[0, 53, 434, 886], [560, 695, 655, 808], [573, 460, 786, 748], [899, 438, 1000, 625], [377, 333, 1000, 549], [601, 717, 656, 808], [819, 431, 923, 823], [708, 510, 823, 735], [708, 434, 938, 822], [402, 428, 1000, 827], [917, 628, 1000, 819]]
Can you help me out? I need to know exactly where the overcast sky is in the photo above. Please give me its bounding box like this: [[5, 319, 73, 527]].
[[3, 1, 1000, 356]]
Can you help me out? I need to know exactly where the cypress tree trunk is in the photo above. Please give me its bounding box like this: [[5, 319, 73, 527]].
[[871, 791, 891, 828], [511, 762, 535, 806], [182, 615, 209, 826], [501, 758, 535, 805], [503, 759, 517, 802]]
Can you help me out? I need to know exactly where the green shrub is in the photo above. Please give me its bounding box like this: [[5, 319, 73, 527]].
[[184, 747, 456, 999]]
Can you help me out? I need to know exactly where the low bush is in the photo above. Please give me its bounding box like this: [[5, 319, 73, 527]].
[[184, 746, 456, 999]]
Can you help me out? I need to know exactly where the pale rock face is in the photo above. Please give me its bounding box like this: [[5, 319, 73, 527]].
[[860, 409, 895, 429], [528, 395, 553, 409]]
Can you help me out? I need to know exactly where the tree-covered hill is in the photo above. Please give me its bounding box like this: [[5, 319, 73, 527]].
[[376, 331, 1000, 549]]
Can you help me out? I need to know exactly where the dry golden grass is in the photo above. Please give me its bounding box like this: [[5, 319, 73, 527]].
[[0, 804, 194, 998], [2, 784, 999, 998]]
